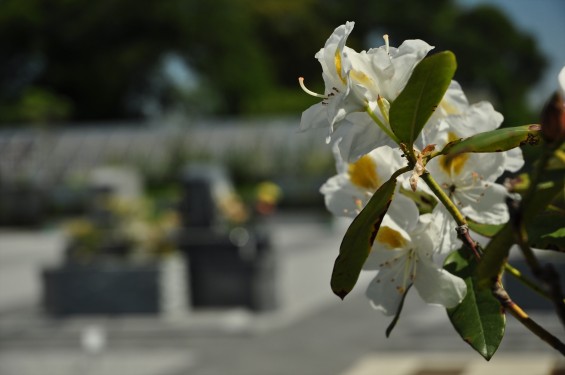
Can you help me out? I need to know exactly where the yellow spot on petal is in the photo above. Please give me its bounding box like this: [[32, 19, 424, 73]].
[[440, 132, 469, 176], [376, 226, 407, 249], [440, 99, 460, 116], [350, 69, 372, 86], [348, 155, 380, 191], [334, 50, 346, 85]]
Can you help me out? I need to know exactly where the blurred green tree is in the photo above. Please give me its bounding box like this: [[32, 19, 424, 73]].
[[0, 0, 546, 125]]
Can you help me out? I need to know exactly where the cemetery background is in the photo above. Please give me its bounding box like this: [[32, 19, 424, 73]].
[[1, 118, 565, 375]]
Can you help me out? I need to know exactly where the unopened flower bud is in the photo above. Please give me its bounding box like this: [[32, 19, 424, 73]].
[[540, 92, 565, 145]]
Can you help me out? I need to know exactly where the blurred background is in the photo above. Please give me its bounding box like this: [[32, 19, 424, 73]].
[[0, 0, 564, 374]]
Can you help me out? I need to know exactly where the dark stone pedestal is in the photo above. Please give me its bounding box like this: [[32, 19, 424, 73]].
[[42, 262, 160, 315], [179, 227, 277, 311]]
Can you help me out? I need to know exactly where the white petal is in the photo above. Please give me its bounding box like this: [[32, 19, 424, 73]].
[[364, 196, 418, 271], [368, 40, 433, 101], [459, 101, 503, 135], [330, 140, 348, 175], [460, 183, 509, 225], [386, 193, 420, 233], [299, 103, 327, 131], [414, 255, 467, 308], [365, 266, 408, 316], [331, 113, 394, 162], [368, 145, 406, 179], [431, 205, 460, 255], [326, 95, 352, 131], [381, 39, 434, 101], [320, 175, 367, 218], [315, 22, 355, 89], [412, 215, 440, 255], [453, 152, 505, 185], [425, 100, 504, 151], [503, 147, 525, 173], [440, 81, 469, 116]]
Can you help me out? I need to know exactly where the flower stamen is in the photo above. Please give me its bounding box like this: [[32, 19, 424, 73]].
[[383, 34, 390, 54], [298, 77, 327, 99]]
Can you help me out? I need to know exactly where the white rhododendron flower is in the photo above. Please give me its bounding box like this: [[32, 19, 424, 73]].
[[320, 144, 406, 218], [300, 21, 433, 162], [299, 22, 365, 134], [409, 82, 524, 251], [420, 81, 524, 173], [424, 93, 525, 203], [364, 196, 467, 315], [427, 151, 512, 253], [320, 143, 466, 314], [298, 22, 546, 327]]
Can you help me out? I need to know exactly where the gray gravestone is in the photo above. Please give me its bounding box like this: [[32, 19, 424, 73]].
[[178, 163, 277, 311]]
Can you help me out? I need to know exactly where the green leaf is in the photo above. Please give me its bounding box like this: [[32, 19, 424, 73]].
[[444, 248, 505, 360], [476, 224, 514, 290], [389, 51, 457, 147], [544, 227, 565, 238], [330, 177, 397, 299], [467, 218, 504, 238], [439, 124, 541, 158]]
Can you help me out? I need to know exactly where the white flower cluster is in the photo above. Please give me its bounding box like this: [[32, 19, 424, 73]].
[[300, 22, 525, 315]]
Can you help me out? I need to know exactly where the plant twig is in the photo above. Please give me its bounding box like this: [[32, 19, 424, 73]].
[[492, 280, 565, 355], [455, 225, 482, 261]]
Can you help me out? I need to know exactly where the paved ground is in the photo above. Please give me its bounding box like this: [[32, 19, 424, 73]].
[[1, 212, 564, 375]]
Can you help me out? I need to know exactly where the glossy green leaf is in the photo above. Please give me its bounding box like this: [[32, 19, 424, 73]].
[[389, 51, 457, 147], [467, 218, 504, 238], [330, 177, 397, 299], [439, 124, 541, 158], [444, 248, 505, 360], [477, 224, 514, 290]]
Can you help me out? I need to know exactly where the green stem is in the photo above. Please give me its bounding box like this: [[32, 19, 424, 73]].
[[505, 263, 565, 303], [420, 171, 481, 260], [392, 165, 413, 180], [365, 105, 401, 145], [420, 172, 466, 226]]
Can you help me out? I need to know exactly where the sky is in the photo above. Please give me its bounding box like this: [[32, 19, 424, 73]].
[[457, 0, 565, 107]]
